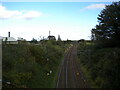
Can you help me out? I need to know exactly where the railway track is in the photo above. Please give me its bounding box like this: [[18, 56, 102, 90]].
[[56, 44, 89, 88]]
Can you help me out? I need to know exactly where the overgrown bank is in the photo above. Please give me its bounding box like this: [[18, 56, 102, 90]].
[[2, 40, 68, 88], [77, 42, 120, 88]]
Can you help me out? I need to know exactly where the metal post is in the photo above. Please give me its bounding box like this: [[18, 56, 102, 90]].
[[0, 39, 2, 90]]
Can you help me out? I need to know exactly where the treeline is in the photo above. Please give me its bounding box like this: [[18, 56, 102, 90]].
[[78, 1, 120, 88], [2, 40, 68, 88], [91, 1, 120, 48]]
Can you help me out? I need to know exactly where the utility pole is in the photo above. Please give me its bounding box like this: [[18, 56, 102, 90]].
[[48, 30, 51, 40], [49, 30, 51, 36]]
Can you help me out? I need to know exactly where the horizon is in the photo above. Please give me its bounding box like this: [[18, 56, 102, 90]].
[[0, 2, 114, 41]]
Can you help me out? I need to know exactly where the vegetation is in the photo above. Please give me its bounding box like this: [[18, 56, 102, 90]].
[[2, 40, 68, 88], [78, 1, 120, 88], [30, 38, 38, 44], [2, 1, 120, 88], [78, 42, 120, 88], [91, 1, 120, 48]]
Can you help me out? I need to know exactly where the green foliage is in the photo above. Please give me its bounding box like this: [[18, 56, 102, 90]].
[[28, 44, 45, 65], [77, 42, 120, 88], [2, 40, 65, 88], [91, 1, 120, 47], [78, 1, 120, 88], [30, 38, 38, 44]]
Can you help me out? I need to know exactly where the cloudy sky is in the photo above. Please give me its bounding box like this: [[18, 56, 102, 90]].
[[0, 0, 118, 41]]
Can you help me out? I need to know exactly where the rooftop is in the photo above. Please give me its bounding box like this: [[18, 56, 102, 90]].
[[2, 37, 17, 41]]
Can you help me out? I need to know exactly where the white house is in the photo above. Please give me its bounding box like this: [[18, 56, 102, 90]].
[[2, 32, 18, 44]]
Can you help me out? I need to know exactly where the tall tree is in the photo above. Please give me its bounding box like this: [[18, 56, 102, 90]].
[[92, 1, 120, 47], [31, 38, 38, 44]]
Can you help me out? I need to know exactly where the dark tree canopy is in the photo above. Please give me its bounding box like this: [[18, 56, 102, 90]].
[[31, 38, 38, 44], [91, 1, 120, 47]]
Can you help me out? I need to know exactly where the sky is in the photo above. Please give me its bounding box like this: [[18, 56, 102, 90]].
[[0, 1, 117, 41]]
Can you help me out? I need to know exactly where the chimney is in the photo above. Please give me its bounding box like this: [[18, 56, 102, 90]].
[[8, 32, 10, 37]]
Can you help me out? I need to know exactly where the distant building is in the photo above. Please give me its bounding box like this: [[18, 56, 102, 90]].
[[2, 32, 18, 44], [47, 30, 56, 40], [48, 35, 56, 40], [18, 37, 25, 41]]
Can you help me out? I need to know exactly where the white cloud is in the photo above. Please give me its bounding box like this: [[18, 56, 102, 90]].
[[0, 5, 42, 19], [85, 4, 106, 9], [22, 11, 42, 19]]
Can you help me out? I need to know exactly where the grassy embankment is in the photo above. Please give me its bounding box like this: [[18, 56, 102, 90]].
[[2, 40, 70, 88], [77, 41, 120, 88]]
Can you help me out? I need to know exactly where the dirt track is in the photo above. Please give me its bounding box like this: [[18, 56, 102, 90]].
[[56, 44, 89, 88]]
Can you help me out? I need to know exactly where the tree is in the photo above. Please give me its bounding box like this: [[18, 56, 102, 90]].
[[58, 35, 61, 41], [31, 38, 38, 44], [91, 1, 120, 47]]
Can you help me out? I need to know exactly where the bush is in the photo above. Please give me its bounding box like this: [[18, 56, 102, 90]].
[[77, 42, 120, 88], [2, 40, 65, 88]]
